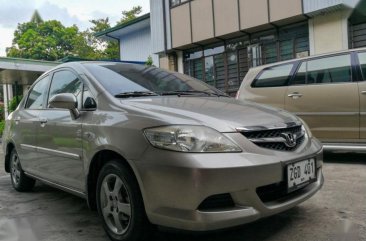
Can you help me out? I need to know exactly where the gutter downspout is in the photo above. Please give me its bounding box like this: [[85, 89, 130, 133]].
[[106, 33, 121, 60], [162, 0, 168, 54]]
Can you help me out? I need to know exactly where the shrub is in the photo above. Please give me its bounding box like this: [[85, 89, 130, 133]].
[[8, 95, 23, 113], [0, 120, 5, 136]]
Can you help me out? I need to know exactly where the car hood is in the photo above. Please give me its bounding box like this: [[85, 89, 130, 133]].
[[122, 97, 299, 132]]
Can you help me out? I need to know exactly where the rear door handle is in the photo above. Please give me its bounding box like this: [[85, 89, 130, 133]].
[[288, 92, 303, 99], [361, 91, 366, 95]]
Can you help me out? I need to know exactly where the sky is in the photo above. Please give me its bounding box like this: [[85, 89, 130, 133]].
[[0, 0, 150, 57]]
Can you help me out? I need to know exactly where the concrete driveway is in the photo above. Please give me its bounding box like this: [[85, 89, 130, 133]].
[[0, 149, 365, 241]]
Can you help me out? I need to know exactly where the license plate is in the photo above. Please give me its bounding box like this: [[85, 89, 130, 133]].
[[287, 158, 316, 192]]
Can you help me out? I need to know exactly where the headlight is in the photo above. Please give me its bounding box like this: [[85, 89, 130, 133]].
[[299, 118, 312, 138], [144, 125, 242, 153]]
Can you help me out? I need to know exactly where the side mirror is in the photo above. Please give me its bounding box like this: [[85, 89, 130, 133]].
[[48, 93, 80, 119]]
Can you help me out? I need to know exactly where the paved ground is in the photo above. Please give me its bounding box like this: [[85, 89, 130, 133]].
[[0, 149, 365, 241]]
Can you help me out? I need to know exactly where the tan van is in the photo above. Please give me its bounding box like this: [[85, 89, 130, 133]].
[[237, 48, 366, 152]]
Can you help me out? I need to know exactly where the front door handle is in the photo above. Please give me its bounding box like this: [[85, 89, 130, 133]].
[[361, 91, 366, 95], [288, 92, 303, 99], [15, 117, 20, 125], [39, 118, 48, 127]]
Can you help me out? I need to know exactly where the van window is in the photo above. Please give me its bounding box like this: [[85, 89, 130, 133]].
[[292, 62, 306, 85], [253, 64, 294, 87], [358, 52, 366, 80], [291, 54, 352, 85]]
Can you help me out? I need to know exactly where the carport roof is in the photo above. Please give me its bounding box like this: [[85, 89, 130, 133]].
[[0, 57, 59, 85], [95, 13, 150, 41]]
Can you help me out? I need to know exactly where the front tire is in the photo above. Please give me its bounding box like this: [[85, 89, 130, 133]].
[[96, 160, 152, 241], [10, 149, 36, 192]]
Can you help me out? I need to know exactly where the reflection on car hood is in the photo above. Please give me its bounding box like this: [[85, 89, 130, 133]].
[[122, 97, 299, 132]]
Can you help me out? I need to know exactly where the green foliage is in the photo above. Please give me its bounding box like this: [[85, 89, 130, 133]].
[[6, 20, 93, 61], [0, 105, 4, 120], [8, 95, 23, 113], [6, 6, 143, 61], [146, 55, 153, 66], [82, 18, 120, 60], [30, 10, 43, 24], [117, 6, 142, 25], [0, 120, 5, 136]]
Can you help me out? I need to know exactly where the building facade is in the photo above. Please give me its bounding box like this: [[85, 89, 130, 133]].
[[95, 13, 159, 65], [151, 0, 364, 95]]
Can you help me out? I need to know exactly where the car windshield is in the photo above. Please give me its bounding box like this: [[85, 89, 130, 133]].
[[83, 63, 228, 97]]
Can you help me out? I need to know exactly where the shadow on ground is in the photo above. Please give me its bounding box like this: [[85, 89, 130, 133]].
[[324, 152, 366, 164]]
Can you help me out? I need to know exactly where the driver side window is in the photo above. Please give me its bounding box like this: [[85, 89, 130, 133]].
[[25, 75, 50, 109], [48, 70, 82, 108]]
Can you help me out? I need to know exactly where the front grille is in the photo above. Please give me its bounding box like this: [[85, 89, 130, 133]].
[[197, 193, 235, 211], [240, 125, 305, 151]]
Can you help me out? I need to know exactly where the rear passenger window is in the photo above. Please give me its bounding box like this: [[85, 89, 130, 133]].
[[253, 64, 294, 87], [358, 52, 366, 80], [291, 54, 352, 85]]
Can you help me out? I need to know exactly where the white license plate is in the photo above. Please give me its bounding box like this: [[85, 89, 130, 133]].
[[287, 158, 316, 191]]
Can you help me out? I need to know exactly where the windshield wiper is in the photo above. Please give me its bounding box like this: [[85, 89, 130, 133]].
[[114, 91, 158, 98], [158, 90, 228, 97]]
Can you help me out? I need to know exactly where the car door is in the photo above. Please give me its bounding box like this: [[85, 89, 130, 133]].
[[356, 51, 366, 140], [239, 63, 296, 109], [13, 75, 51, 175], [36, 69, 84, 191], [285, 53, 359, 141]]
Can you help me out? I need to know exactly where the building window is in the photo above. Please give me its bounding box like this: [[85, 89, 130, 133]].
[[183, 22, 309, 95], [248, 44, 262, 67], [349, 22, 366, 48]]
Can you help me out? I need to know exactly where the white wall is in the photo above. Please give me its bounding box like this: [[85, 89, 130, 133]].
[[119, 26, 159, 66], [309, 10, 350, 54]]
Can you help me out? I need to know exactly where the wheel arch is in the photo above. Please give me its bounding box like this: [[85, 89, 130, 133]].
[[86, 149, 146, 211], [4, 142, 15, 173]]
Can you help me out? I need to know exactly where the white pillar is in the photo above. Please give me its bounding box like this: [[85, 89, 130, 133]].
[[177, 51, 184, 73], [3, 84, 13, 119]]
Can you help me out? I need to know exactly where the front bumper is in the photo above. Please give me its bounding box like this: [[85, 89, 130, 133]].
[[133, 135, 324, 231]]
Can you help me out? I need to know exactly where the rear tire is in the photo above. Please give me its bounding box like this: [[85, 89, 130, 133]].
[[96, 160, 152, 241], [10, 149, 36, 192]]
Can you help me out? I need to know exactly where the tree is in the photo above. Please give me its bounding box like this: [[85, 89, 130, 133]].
[[6, 6, 143, 61], [7, 20, 94, 61], [82, 17, 119, 60], [117, 6, 142, 25], [30, 10, 43, 24]]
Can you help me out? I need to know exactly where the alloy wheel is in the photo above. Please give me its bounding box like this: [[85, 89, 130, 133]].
[[11, 152, 21, 186], [100, 173, 132, 235]]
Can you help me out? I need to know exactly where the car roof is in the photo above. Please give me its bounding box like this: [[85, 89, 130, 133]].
[[249, 46, 366, 71]]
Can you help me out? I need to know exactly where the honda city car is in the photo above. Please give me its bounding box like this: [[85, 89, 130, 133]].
[[2, 62, 323, 241]]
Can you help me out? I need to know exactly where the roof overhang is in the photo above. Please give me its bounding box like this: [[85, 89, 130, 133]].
[[0, 57, 59, 85], [303, 0, 359, 17], [95, 13, 150, 41]]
